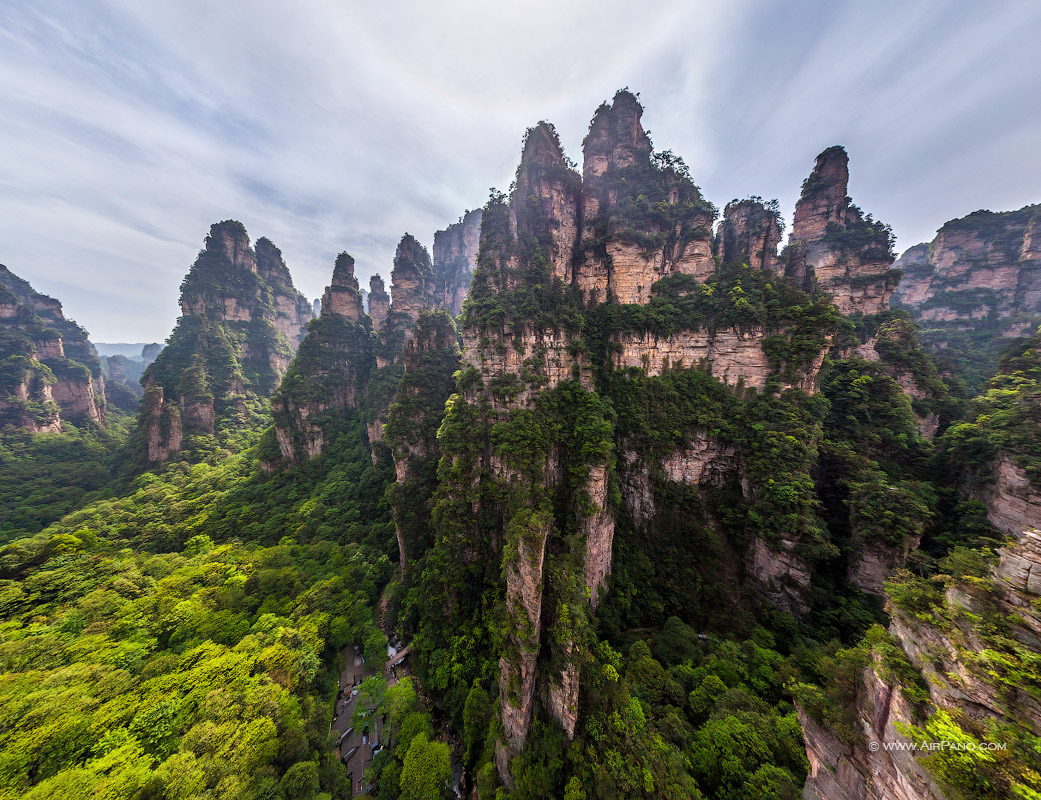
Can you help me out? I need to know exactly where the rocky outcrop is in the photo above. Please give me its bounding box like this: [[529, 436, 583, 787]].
[[432, 209, 481, 316], [368, 275, 389, 331], [747, 536, 811, 615], [981, 455, 1041, 536], [786, 147, 899, 316], [138, 221, 311, 464], [803, 440, 1041, 800], [384, 309, 460, 571], [388, 234, 435, 325], [321, 253, 365, 321], [892, 204, 1041, 388], [0, 264, 107, 429], [800, 664, 944, 800], [270, 251, 374, 464], [256, 238, 314, 348], [717, 198, 783, 271], [576, 91, 716, 304], [51, 374, 105, 426], [612, 327, 826, 392], [894, 204, 1041, 325], [102, 355, 145, 411]]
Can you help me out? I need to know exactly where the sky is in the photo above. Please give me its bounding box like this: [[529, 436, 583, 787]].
[[2, 0, 1040, 342]]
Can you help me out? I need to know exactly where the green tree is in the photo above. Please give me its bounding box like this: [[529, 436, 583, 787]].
[[399, 732, 451, 800]]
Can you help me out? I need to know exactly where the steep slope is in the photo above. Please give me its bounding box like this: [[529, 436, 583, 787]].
[[268, 234, 440, 472], [432, 208, 482, 316], [800, 330, 1041, 800], [893, 203, 1041, 390], [403, 93, 938, 795], [0, 264, 107, 431], [269, 252, 374, 464], [384, 308, 460, 572], [135, 221, 312, 464], [716, 197, 784, 271]]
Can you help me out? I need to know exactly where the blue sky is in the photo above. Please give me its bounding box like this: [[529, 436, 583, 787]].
[[2, 0, 1040, 340]]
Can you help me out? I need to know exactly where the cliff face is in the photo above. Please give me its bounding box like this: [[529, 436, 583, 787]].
[[388, 234, 435, 325], [892, 204, 1041, 389], [894, 205, 1041, 323], [576, 93, 716, 304], [0, 264, 106, 431], [803, 329, 1041, 800], [138, 221, 312, 464], [269, 252, 374, 464], [717, 197, 783, 271], [786, 147, 900, 316], [102, 355, 145, 412], [368, 275, 389, 332], [384, 309, 460, 571], [255, 238, 314, 349], [269, 235, 443, 470], [415, 93, 875, 789], [432, 209, 482, 316]]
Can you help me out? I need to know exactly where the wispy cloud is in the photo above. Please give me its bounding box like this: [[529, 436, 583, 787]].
[[1, 0, 1039, 340]]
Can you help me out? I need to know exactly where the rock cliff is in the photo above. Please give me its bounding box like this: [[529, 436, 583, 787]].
[[384, 309, 460, 571], [576, 92, 716, 304], [269, 252, 374, 464], [268, 234, 443, 470], [137, 221, 312, 464], [786, 146, 900, 316], [0, 263, 107, 430], [368, 275, 389, 332], [716, 197, 783, 271], [432, 209, 481, 316], [802, 325, 1041, 800], [414, 94, 876, 789], [892, 203, 1041, 389]]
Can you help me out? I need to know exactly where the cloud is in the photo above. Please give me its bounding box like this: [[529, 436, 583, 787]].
[[0, 0, 1039, 340]]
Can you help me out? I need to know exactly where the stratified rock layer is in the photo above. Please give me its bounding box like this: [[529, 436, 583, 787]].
[[138, 221, 312, 464], [0, 264, 106, 430], [717, 198, 783, 271], [419, 93, 862, 787], [787, 147, 899, 315]]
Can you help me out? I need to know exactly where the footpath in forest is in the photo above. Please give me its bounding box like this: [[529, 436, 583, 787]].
[[331, 638, 411, 796]]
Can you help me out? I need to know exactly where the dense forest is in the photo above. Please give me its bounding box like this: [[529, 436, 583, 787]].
[[1, 91, 1040, 800]]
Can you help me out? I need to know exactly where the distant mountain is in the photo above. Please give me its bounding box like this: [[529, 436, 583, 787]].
[[1, 263, 107, 430], [135, 220, 313, 464], [94, 342, 150, 360], [893, 203, 1041, 389]]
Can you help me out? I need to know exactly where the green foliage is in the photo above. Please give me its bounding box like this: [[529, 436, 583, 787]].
[[385, 309, 461, 566], [943, 326, 1041, 484], [822, 209, 895, 262], [899, 710, 1041, 800], [0, 536, 384, 799], [0, 419, 132, 542], [399, 732, 451, 800], [586, 267, 841, 382]]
